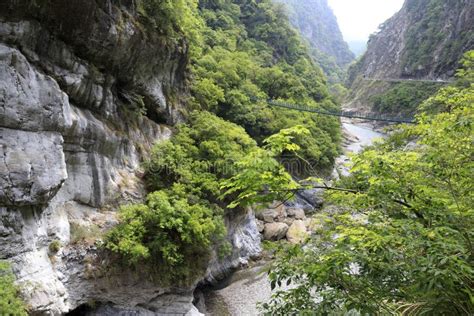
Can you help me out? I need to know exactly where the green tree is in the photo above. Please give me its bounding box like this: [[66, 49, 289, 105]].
[[220, 125, 309, 208], [456, 51, 474, 87]]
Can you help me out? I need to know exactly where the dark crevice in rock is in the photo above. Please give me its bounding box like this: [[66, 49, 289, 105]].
[[116, 85, 169, 126], [65, 303, 94, 316], [88, 152, 102, 208]]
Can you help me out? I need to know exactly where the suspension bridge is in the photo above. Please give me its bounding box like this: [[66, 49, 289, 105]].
[[259, 77, 454, 123], [262, 99, 416, 124], [362, 77, 453, 84]]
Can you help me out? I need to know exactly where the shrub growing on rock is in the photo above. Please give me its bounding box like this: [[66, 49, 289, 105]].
[[106, 189, 224, 283], [48, 240, 61, 254], [0, 261, 27, 315]]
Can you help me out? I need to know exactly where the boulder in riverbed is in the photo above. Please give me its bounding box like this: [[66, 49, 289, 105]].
[[256, 219, 265, 233], [263, 222, 289, 241], [287, 208, 305, 220], [286, 220, 309, 244], [256, 204, 286, 223], [283, 217, 295, 226]]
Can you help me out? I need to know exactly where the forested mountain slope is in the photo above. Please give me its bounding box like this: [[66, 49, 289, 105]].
[[276, 0, 354, 83], [346, 0, 474, 115], [193, 0, 341, 169]]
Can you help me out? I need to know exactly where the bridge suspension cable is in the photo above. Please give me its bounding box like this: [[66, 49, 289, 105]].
[[362, 77, 453, 84], [261, 99, 416, 124]]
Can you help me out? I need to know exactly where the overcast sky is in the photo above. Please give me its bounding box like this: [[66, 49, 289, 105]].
[[328, 0, 405, 42]]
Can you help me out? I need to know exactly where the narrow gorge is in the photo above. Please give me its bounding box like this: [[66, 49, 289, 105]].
[[1, 0, 473, 315]]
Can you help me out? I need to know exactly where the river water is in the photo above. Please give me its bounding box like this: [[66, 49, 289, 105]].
[[202, 121, 384, 316], [342, 122, 384, 153]]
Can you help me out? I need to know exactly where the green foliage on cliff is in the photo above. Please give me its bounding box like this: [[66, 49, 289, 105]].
[[137, 0, 202, 44], [191, 0, 341, 171], [132, 0, 342, 172], [145, 111, 256, 199], [220, 125, 309, 208], [106, 112, 247, 282], [106, 112, 303, 283], [456, 50, 474, 87], [275, 0, 354, 83], [370, 82, 441, 115], [262, 52, 474, 315], [0, 261, 27, 315], [106, 0, 342, 285], [402, 0, 445, 75], [419, 51, 474, 115], [106, 190, 223, 283], [310, 48, 348, 84]]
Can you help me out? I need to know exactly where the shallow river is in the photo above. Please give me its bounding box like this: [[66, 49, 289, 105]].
[[342, 122, 384, 153], [203, 121, 384, 316]]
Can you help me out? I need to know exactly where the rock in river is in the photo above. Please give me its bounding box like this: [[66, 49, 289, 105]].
[[263, 222, 289, 241], [286, 220, 309, 244]]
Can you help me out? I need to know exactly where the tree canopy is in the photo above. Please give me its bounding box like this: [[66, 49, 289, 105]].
[[191, 0, 341, 171]]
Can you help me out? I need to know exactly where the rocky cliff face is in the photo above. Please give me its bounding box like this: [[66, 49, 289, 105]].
[[276, 0, 354, 82], [0, 1, 260, 314], [278, 0, 353, 67], [347, 0, 474, 111]]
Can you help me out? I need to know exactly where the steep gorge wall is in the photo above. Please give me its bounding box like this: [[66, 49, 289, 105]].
[[276, 0, 354, 82], [278, 0, 353, 66], [0, 1, 260, 314], [346, 0, 474, 112]]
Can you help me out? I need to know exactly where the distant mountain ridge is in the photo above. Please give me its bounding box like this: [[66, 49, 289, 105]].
[[276, 0, 354, 82]]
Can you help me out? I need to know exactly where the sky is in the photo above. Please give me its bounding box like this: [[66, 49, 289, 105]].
[[328, 0, 405, 43]]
